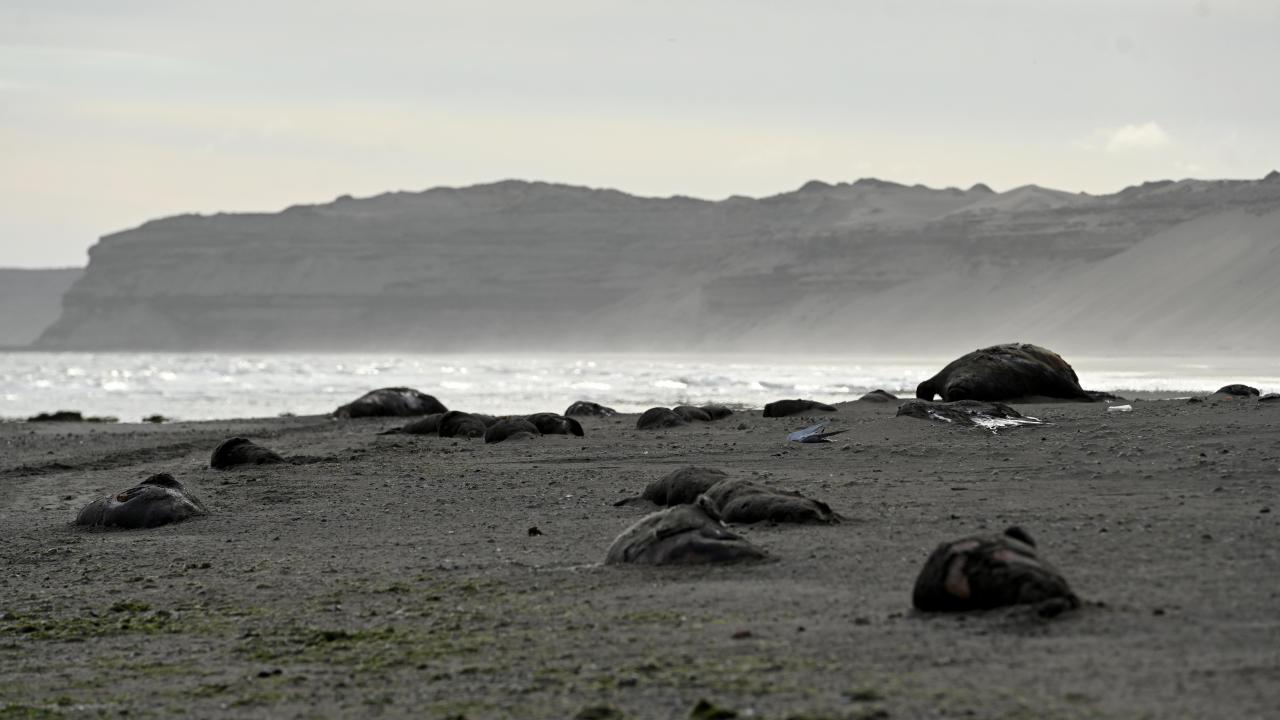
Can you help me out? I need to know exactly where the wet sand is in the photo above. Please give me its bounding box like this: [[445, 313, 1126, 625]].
[[2, 397, 1278, 719]]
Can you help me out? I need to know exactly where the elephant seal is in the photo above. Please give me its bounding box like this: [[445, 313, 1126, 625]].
[[762, 399, 837, 417], [702, 478, 840, 524], [438, 411, 488, 439], [525, 413, 584, 437], [673, 405, 713, 423], [484, 418, 541, 444], [1211, 384, 1260, 399], [618, 466, 730, 507], [1260, 393, 1280, 403], [916, 343, 1094, 402], [616, 467, 839, 523], [858, 390, 898, 403], [75, 473, 206, 529], [912, 527, 1079, 617], [700, 404, 734, 420], [565, 401, 617, 418], [605, 496, 767, 566], [210, 437, 285, 469], [636, 407, 687, 430], [897, 399, 1041, 429], [333, 387, 448, 419], [379, 413, 443, 435]]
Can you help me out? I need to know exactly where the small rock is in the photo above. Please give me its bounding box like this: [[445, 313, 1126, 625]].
[[257, 668, 282, 678], [527, 526, 543, 536], [731, 629, 753, 639]]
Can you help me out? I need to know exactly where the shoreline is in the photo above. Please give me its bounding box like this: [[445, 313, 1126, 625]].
[[2, 395, 1278, 717]]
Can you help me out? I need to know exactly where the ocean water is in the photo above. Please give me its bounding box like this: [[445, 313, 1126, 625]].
[[0, 352, 1276, 423]]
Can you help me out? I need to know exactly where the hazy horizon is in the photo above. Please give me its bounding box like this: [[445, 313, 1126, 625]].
[[3, 0, 1279, 266]]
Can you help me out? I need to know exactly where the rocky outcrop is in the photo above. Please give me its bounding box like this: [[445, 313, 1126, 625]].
[[34, 175, 1280, 354]]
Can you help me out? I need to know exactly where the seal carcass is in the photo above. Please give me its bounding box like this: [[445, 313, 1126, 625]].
[[333, 387, 447, 419], [605, 496, 767, 565], [75, 473, 206, 529], [916, 344, 1094, 402], [525, 413, 584, 436], [912, 527, 1079, 617], [564, 401, 617, 418], [210, 437, 285, 469], [762, 399, 837, 417], [484, 418, 541, 444], [636, 407, 687, 430]]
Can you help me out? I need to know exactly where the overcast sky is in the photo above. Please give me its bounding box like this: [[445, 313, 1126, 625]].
[[2, 0, 1278, 267]]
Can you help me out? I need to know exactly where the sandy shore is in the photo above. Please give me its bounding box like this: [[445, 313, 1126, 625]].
[[2, 396, 1278, 719]]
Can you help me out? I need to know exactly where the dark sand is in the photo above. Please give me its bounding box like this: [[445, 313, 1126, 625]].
[[2, 398, 1278, 719]]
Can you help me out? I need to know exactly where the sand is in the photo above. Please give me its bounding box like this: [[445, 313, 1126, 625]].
[[2, 397, 1278, 719]]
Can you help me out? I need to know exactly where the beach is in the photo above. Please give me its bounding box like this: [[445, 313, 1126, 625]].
[[2, 396, 1278, 719]]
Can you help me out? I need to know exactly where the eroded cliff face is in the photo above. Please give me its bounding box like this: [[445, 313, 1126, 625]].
[[35, 175, 1280, 354]]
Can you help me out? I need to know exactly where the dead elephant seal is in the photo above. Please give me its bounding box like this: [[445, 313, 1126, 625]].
[[636, 407, 687, 430], [618, 466, 730, 507], [897, 399, 1042, 429], [75, 473, 206, 529], [916, 343, 1095, 403], [700, 404, 734, 420], [762, 399, 837, 417], [525, 413, 584, 436], [484, 418, 540, 444], [379, 413, 443, 435], [702, 478, 840, 524], [210, 437, 285, 469], [605, 496, 767, 565], [565, 401, 617, 418], [673, 405, 713, 422], [858, 389, 898, 403], [618, 467, 839, 524], [438, 411, 488, 439], [1210, 384, 1260, 400], [912, 527, 1079, 617], [333, 387, 447, 419]]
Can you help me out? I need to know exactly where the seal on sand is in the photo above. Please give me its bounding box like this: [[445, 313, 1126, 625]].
[[896, 399, 1041, 428], [333, 387, 447, 419], [438, 411, 488, 439], [857, 390, 898, 403], [699, 404, 734, 420], [1211, 384, 1260, 399], [636, 407, 687, 430], [616, 466, 840, 524], [915, 343, 1094, 403], [379, 413, 443, 435], [524, 413, 585, 437], [484, 418, 541, 444], [605, 496, 767, 565], [762, 399, 837, 417], [912, 527, 1079, 617], [210, 437, 285, 469], [74, 473, 206, 529], [702, 478, 841, 524], [673, 405, 713, 422], [564, 401, 617, 418], [618, 466, 730, 507]]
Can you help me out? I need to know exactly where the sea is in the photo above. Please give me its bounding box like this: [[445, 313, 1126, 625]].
[[1, 352, 1277, 423]]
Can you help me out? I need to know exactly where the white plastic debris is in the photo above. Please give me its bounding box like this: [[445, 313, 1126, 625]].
[[1107, 404, 1134, 413]]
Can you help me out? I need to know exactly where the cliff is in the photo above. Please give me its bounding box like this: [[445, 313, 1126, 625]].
[[35, 175, 1280, 354]]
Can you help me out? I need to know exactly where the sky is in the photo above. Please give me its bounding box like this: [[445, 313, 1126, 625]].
[[1, 0, 1278, 267]]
